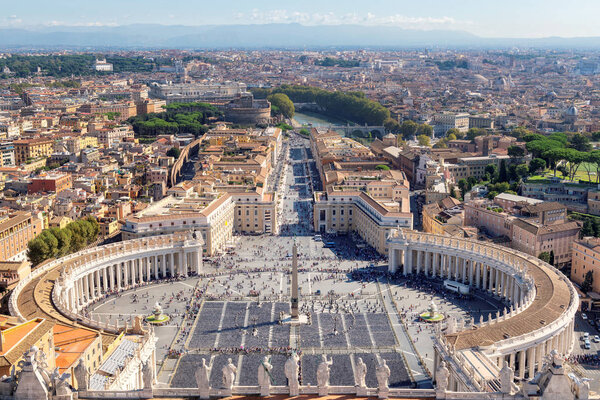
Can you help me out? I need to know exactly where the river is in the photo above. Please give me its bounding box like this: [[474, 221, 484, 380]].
[[292, 111, 346, 127]]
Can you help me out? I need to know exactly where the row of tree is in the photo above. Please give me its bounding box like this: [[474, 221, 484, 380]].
[[128, 103, 221, 138], [314, 57, 360, 67], [384, 119, 433, 139], [27, 217, 100, 266], [251, 85, 390, 126], [0, 54, 165, 78], [267, 93, 295, 118], [525, 132, 600, 181]]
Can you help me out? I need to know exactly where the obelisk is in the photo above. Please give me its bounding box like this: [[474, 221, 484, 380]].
[[291, 239, 299, 319]]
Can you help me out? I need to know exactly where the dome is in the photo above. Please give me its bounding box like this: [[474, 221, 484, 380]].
[[546, 91, 557, 98], [473, 74, 488, 84], [565, 106, 578, 116], [493, 77, 507, 87], [383, 133, 395, 139]]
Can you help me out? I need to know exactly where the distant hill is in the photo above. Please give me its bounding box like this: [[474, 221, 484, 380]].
[[1, 23, 600, 49]]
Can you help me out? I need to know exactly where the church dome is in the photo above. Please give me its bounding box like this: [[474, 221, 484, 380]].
[[565, 106, 578, 116]]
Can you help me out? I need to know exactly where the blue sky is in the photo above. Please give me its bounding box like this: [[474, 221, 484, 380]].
[[1, 0, 598, 38]]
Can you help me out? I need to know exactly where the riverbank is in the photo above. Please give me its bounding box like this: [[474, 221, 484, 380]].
[[292, 110, 347, 128]]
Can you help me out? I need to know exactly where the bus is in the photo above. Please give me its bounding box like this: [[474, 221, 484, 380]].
[[443, 280, 470, 295], [323, 241, 336, 248]]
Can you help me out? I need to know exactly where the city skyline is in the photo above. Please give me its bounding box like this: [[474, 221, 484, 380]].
[[2, 0, 600, 39]]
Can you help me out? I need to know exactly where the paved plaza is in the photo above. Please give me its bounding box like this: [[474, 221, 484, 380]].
[[89, 137, 509, 390]]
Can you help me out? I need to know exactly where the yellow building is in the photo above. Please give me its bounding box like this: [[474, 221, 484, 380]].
[[14, 138, 54, 166], [422, 197, 464, 236], [313, 189, 413, 255]]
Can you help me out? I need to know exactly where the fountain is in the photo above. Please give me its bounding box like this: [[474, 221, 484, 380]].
[[419, 300, 444, 323], [145, 302, 170, 325]]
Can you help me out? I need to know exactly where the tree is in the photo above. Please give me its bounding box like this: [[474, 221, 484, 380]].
[[510, 126, 531, 140], [384, 118, 401, 133], [267, 93, 295, 118], [570, 133, 592, 152], [466, 128, 486, 140], [526, 139, 562, 159], [507, 145, 525, 158], [166, 147, 181, 159], [417, 134, 431, 147], [417, 124, 433, 137], [563, 148, 585, 181], [589, 150, 600, 183], [446, 128, 463, 139], [400, 120, 418, 139], [549, 250, 555, 266], [485, 164, 498, 179], [498, 160, 508, 182], [515, 163, 529, 179], [538, 252, 551, 264], [582, 218, 595, 237], [433, 138, 448, 148], [487, 190, 499, 200], [375, 164, 390, 171], [27, 238, 50, 266], [447, 133, 457, 140], [581, 270, 594, 293], [529, 158, 546, 174], [458, 178, 470, 199]]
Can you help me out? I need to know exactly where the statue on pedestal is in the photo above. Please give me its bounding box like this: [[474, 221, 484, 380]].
[[355, 357, 367, 388], [376, 359, 390, 398], [317, 355, 333, 395], [221, 358, 237, 393], [258, 356, 273, 397], [436, 361, 449, 393], [499, 361, 514, 394], [195, 358, 211, 399], [142, 360, 154, 390], [284, 353, 300, 396], [73, 359, 88, 391]]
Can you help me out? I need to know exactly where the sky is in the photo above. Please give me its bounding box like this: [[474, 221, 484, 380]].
[[1, 0, 598, 38]]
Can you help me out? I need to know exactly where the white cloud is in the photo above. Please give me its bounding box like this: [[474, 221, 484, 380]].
[[44, 21, 118, 27], [235, 9, 471, 29]]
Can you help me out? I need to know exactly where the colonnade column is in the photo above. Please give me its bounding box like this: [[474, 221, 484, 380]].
[[138, 259, 144, 284], [102, 267, 108, 294], [170, 253, 175, 277], [518, 350, 526, 379], [528, 346, 536, 378], [117, 263, 122, 290]]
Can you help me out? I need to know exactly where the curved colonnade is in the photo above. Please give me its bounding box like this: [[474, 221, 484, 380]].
[[10, 232, 203, 334], [387, 229, 578, 392]]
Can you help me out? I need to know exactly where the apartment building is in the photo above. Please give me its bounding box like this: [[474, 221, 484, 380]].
[[433, 112, 469, 135], [14, 137, 53, 165], [28, 173, 72, 194], [422, 197, 465, 236], [0, 211, 44, 261], [511, 204, 581, 267], [571, 237, 600, 294]]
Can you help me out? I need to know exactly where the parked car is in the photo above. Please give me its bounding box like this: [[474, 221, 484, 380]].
[[594, 335, 600, 343], [584, 339, 591, 349], [582, 313, 588, 320]]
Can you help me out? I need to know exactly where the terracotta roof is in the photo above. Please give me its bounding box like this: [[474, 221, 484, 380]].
[[53, 323, 99, 373], [512, 219, 581, 236]]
